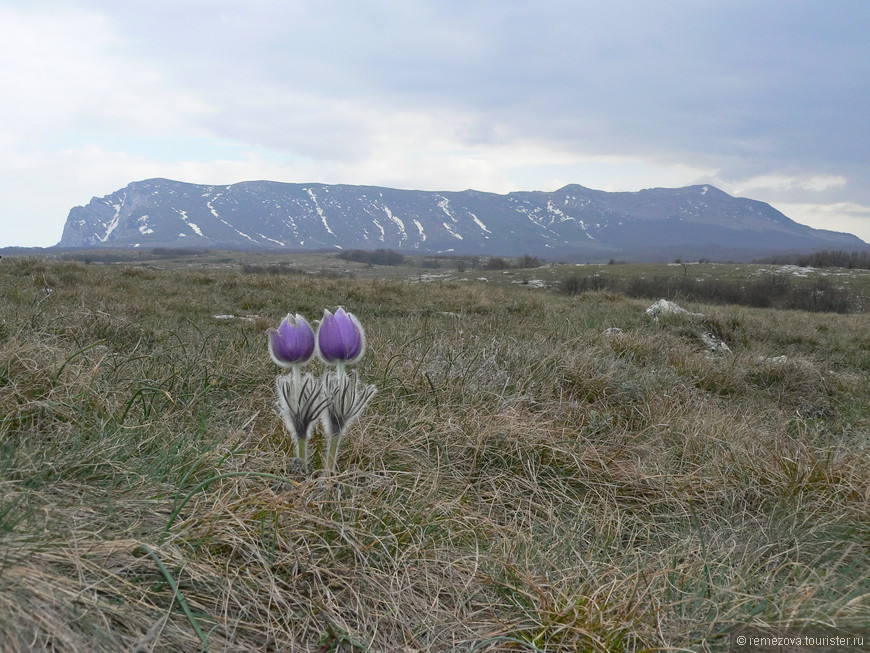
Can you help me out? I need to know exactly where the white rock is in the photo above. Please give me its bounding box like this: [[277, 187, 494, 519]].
[[699, 332, 732, 354], [645, 299, 705, 320]]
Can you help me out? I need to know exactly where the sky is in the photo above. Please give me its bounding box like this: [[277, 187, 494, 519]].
[[2, 0, 869, 247]]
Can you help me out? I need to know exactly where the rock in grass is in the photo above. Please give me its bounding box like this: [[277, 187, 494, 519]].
[[645, 299, 705, 320], [699, 332, 732, 354]]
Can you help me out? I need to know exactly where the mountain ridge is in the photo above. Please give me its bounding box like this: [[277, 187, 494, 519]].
[[57, 178, 866, 261]]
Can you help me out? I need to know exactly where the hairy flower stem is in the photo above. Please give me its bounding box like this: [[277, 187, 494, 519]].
[[291, 364, 303, 458], [325, 361, 346, 475], [276, 371, 327, 471], [292, 364, 302, 391], [325, 428, 341, 477], [320, 368, 376, 476], [297, 433, 308, 466]]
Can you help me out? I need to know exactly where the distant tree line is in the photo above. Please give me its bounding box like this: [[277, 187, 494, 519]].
[[241, 262, 309, 276], [336, 249, 406, 266], [480, 254, 542, 270], [559, 271, 858, 313], [334, 249, 544, 270], [60, 247, 211, 264], [763, 249, 870, 270], [150, 247, 210, 257]]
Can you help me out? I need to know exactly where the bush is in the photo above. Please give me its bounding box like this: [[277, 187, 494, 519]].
[[482, 254, 543, 271], [518, 254, 542, 268], [482, 257, 510, 270]]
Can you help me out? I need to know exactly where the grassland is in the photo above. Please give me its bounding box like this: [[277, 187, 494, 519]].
[[1, 254, 869, 651]]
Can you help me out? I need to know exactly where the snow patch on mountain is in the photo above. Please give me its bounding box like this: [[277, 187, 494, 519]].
[[99, 194, 125, 242], [413, 219, 427, 242], [512, 204, 560, 238], [305, 188, 336, 236], [282, 217, 299, 240], [372, 218, 385, 242], [470, 211, 491, 234], [175, 209, 204, 236], [205, 192, 258, 244], [437, 196, 458, 222], [442, 222, 463, 240], [259, 233, 286, 247], [207, 195, 221, 219], [382, 204, 407, 242], [547, 200, 574, 223], [137, 215, 153, 235]]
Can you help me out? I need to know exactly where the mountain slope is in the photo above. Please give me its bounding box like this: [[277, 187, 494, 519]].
[[58, 178, 866, 260]]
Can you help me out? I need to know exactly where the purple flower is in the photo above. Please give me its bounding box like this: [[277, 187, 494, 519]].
[[268, 313, 316, 367], [317, 308, 366, 365]]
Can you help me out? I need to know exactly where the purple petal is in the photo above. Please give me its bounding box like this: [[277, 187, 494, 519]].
[[268, 314, 315, 366], [317, 307, 365, 363], [343, 311, 364, 360]]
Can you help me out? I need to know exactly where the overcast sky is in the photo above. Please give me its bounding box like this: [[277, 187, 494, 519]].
[[2, 0, 869, 247]]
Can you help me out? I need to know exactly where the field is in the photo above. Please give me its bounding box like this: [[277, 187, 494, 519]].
[[1, 253, 869, 651]]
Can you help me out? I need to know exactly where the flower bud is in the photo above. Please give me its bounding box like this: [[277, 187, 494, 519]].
[[268, 313, 316, 367], [317, 308, 366, 365]]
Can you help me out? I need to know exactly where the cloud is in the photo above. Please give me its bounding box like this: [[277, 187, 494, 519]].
[[0, 5, 211, 149], [776, 202, 870, 243], [731, 174, 848, 196]]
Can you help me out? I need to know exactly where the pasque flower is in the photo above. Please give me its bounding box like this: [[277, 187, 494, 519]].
[[268, 313, 316, 367], [317, 308, 366, 366], [266, 307, 376, 476], [268, 313, 322, 466], [316, 307, 375, 475]]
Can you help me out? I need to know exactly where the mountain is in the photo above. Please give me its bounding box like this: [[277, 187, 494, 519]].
[[57, 178, 866, 260]]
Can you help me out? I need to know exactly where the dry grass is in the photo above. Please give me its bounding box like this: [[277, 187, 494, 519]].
[[1, 256, 869, 651]]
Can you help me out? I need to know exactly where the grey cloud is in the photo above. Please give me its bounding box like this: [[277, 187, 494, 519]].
[[76, 0, 869, 177]]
